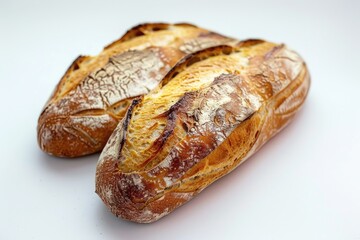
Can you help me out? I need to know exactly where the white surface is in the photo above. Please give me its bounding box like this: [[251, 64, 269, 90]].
[[1, 0, 359, 239]]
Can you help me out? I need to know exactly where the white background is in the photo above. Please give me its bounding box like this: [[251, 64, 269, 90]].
[[1, 0, 359, 239]]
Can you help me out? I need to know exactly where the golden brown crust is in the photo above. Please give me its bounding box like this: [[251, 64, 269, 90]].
[[104, 23, 172, 50], [95, 40, 310, 223], [37, 23, 237, 157], [104, 23, 198, 50]]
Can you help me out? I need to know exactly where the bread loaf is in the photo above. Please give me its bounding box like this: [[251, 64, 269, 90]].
[[37, 23, 236, 157], [95, 40, 310, 223]]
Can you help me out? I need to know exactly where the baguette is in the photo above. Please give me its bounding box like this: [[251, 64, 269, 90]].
[[95, 40, 310, 223], [37, 23, 236, 157]]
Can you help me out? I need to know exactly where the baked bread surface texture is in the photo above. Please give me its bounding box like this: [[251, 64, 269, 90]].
[[37, 23, 236, 157], [95, 40, 311, 223]]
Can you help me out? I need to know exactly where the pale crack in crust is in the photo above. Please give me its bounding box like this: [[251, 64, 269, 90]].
[[179, 33, 237, 54], [79, 48, 166, 110]]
